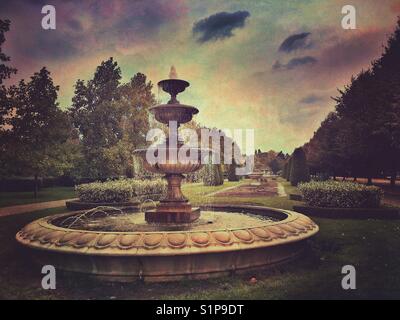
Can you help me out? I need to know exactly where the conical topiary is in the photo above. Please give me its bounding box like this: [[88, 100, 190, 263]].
[[227, 160, 240, 181], [282, 162, 288, 179], [289, 147, 310, 186], [287, 157, 293, 181]]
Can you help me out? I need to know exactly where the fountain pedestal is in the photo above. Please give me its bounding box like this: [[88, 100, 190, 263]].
[[145, 174, 200, 223]]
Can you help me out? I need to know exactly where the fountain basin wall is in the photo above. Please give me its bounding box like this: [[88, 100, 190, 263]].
[[16, 205, 318, 282]]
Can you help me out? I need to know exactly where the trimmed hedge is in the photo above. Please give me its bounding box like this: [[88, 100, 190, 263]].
[[76, 179, 167, 203], [298, 180, 383, 208]]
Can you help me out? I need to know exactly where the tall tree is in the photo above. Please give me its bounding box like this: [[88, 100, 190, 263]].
[[0, 19, 17, 126], [289, 147, 310, 186], [303, 19, 400, 186], [6, 68, 71, 196], [372, 18, 400, 187], [70, 58, 155, 178], [269, 158, 281, 174]]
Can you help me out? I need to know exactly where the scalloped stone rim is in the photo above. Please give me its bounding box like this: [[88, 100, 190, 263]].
[[16, 205, 318, 256], [15, 204, 319, 281]]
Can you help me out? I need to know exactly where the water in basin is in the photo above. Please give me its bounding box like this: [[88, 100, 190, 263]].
[[53, 210, 280, 232]]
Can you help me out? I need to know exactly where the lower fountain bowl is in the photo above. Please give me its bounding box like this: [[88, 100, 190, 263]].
[[16, 204, 318, 282], [134, 148, 204, 175]]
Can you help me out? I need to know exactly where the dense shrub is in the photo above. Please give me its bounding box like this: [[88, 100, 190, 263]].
[[129, 179, 167, 197], [203, 164, 224, 186], [289, 147, 310, 186], [76, 179, 167, 203], [311, 172, 330, 181], [298, 181, 383, 208], [227, 161, 239, 181]]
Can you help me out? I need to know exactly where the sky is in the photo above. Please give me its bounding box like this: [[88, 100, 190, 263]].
[[1, 0, 400, 153]]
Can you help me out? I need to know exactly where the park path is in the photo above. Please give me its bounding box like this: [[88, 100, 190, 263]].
[[0, 198, 76, 218], [207, 180, 287, 198]]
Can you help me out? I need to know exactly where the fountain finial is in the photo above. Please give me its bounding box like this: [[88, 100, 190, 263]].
[[169, 66, 178, 79]]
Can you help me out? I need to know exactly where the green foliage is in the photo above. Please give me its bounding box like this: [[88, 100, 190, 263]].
[[0, 19, 17, 133], [70, 58, 156, 179], [2, 68, 72, 194], [203, 160, 224, 186], [227, 160, 239, 181], [303, 19, 400, 185], [269, 158, 281, 174], [287, 157, 293, 181], [289, 148, 310, 186], [282, 162, 288, 179], [76, 179, 167, 203], [298, 180, 383, 208]]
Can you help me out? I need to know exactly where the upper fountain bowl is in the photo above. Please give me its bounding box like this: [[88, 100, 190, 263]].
[[158, 79, 190, 104]]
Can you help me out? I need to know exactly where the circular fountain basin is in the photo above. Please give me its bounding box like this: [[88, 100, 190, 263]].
[[16, 205, 318, 282]]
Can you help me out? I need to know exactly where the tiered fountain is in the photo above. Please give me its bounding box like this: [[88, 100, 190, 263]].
[[16, 68, 318, 282]]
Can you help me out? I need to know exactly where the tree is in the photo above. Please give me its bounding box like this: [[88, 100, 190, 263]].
[[282, 162, 288, 179], [302, 19, 400, 187], [227, 159, 239, 181], [371, 18, 400, 187], [70, 58, 155, 178], [0, 19, 17, 127], [287, 157, 293, 181], [5, 68, 71, 197], [203, 156, 224, 186], [289, 147, 310, 186], [269, 158, 281, 174]]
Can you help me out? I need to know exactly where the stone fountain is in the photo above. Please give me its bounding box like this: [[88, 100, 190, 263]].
[[16, 68, 318, 282], [134, 67, 202, 224]]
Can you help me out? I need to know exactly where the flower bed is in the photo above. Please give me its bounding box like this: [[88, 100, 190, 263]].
[[298, 181, 383, 208], [75, 179, 167, 203]]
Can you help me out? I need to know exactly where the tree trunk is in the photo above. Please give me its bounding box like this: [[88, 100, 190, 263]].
[[342, 176, 346, 181], [353, 176, 357, 182], [367, 177, 372, 185], [34, 174, 38, 199]]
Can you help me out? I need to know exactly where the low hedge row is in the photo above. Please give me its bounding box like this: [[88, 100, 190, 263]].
[[76, 179, 167, 203], [298, 180, 383, 208]]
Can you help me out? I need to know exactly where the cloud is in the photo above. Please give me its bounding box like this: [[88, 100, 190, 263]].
[[273, 56, 317, 70], [299, 94, 323, 104], [278, 32, 312, 53], [316, 28, 386, 73], [3, 0, 187, 61], [193, 11, 250, 43], [280, 107, 321, 125]]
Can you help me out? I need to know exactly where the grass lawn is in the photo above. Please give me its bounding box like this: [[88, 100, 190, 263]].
[[1, 178, 400, 299], [0, 187, 76, 208]]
